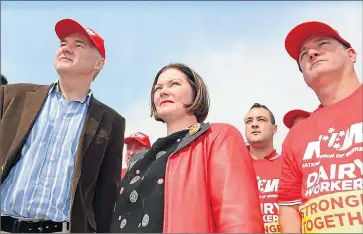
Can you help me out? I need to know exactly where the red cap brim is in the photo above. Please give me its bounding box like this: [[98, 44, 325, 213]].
[[283, 109, 311, 129], [285, 21, 351, 62]]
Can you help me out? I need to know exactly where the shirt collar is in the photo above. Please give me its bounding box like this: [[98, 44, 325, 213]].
[[313, 84, 363, 111], [49, 81, 93, 104], [264, 149, 280, 161], [247, 145, 280, 161]]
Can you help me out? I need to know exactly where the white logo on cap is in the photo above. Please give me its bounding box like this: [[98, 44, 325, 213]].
[[130, 132, 145, 139], [86, 28, 96, 36]]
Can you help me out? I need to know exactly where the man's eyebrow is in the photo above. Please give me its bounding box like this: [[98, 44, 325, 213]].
[[245, 117, 253, 122], [60, 39, 86, 45], [300, 38, 329, 53], [75, 39, 85, 44]]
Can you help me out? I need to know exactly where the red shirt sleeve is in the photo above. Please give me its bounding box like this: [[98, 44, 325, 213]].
[[278, 138, 303, 206]]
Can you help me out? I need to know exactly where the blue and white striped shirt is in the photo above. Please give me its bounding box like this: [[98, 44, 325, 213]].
[[0, 83, 91, 222]]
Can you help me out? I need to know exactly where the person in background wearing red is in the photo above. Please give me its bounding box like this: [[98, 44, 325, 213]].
[[283, 109, 311, 129], [121, 132, 151, 180], [278, 21, 362, 233], [244, 103, 283, 233]]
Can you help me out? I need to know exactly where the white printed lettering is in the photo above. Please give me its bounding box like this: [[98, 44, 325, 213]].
[[339, 123, 363, 151]]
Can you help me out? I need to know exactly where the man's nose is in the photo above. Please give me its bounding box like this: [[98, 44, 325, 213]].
[[308, 48, 320, 60], [61, 44, 73, 54], [251, 121, 259, 128]]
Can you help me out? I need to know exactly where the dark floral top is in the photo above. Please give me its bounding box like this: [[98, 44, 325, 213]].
[[110, 129, 189, 233]]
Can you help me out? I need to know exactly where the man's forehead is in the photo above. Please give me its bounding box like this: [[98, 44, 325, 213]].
[[61, 32, 91, 44], [245, 108, 270, 119], [300, 34, 335, 50]]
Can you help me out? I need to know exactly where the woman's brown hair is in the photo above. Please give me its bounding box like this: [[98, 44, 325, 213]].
[[150, 63, 210, 123]]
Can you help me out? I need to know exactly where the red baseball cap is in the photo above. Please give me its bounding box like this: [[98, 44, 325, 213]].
[[285, 21, 351, 62], [55, 18, 106, 59], [283, 109, 311, 129], [124, 132, 151, 148]]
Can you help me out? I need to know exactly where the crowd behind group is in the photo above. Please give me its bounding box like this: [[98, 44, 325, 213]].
[[0, 17, 362, 233]]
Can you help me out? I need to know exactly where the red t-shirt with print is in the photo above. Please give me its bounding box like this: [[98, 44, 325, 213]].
[[253, 150, 283, 233], [278, 85, 363, 233]]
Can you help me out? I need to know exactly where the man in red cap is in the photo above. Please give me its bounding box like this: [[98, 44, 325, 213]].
[[0, 19, 125, 233], [278, 21, 362, 233], [283, 109, 311, 129], [244, 103, 283, 233], [121, 132, 151, 180]]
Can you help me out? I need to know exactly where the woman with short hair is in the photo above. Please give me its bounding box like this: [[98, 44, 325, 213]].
[[110, 63, 264, 233]]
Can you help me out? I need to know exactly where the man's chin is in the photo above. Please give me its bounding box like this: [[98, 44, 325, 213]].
[[248, 139, 265, 145], [56, 67, 74, 75], [246, 136, 262, 143]]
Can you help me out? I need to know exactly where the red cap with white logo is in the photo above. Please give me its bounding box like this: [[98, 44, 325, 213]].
[[124, 132, 151, 148], [285, 21, 351, 62], [55, 18, 106, 59]]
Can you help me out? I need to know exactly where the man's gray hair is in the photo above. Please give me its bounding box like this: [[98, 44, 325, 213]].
[[92, 48, 103, 81], [94, 48, 102, 58]]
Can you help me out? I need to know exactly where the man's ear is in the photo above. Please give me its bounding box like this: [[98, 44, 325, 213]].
[[273, 125, 277, 135], [94, 58, 105, 71], [347, 47, 357, 63]]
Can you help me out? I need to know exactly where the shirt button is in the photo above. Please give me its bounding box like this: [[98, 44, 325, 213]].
[[120, 219, 127, 229], [142, 214, 150, 227], [130, 176, 141, 185], [129, 190, 138, 203]]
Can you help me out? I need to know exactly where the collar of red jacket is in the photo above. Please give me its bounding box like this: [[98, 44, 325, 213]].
[[128, 122, 211, 170]]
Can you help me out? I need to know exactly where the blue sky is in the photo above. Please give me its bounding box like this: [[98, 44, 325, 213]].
[[2, 1, 362, 157]]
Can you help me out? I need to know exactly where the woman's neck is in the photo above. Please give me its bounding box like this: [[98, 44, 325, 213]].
[[166, 115, 198, 135]]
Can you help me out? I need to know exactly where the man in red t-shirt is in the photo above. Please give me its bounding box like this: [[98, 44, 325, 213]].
[[278, 21, 363, 233], [283, 109, 311, 129], [244, 103, 283, 233], [120, 132, 151, 180]]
